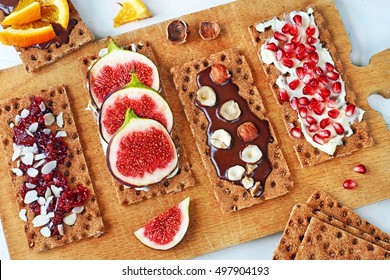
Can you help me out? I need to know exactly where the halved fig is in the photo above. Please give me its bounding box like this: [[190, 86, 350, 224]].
[[134, 197, 190, 250], [99, 73, 173, 143], [107, 109, 178, 187], [88, 38, 160, 108]]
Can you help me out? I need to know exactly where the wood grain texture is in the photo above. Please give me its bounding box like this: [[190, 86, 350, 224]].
[[0, 0, 389, 259]]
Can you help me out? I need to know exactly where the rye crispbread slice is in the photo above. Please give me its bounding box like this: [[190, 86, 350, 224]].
[[78, 41, 195, 206], [0, 1, 94, 73], [248, 7, 374, 167], [295, 217, 390, 260], [171, 49, 292, 214], [0, 85, 105, 252], [273, 203, 390, 260]]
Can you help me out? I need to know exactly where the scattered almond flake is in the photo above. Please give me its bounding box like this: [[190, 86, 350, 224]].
[[40, 205, 47, 216], [56, 112, 64, 128], [41, 160, 57, 175], [63, 213, 77, 226], [24, 190, 38, 204], [12, 148, 22, 161], [50, 185, 62, 198], [28, 122, 39, 133], [21, 152, 34, 165], [40, 227, 51, 238], [32, 143, 38, 154], [43, 128, 51, 135], [47, 212, 55, 219], [130, 43, 138, 52], [44, 188, 52, 200], [72, 206, 84, 214], [44, 113, 55, 126], [32, 214, 50, 227], [39, 102, 46, 112], [25, 129, 34, 137], [34, 153, 46, 161], [9, 122, 14, 128], [26, 183, 36, 189], [58, 224, 64, 236], [33, 159, 46, 169], [27, 168, 39, 177], [44, 196, 53, 209], [11, 168, 23, 177], [37, 197, 46, 206], [20, 146, 34, 156], [15, 115, 21, 125], [20, 109, 30, 119], [19, 209, 27, 222], [55, 131, 67, 138]]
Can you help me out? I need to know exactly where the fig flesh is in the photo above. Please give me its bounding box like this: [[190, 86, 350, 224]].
[[134, 197, 190, 250], [88, 38, 160, 108], [99, 73, 173, 143], [107, 109, 178, 187]]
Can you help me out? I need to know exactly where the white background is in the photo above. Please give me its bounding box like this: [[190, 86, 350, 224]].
[[0, 0, 390, 260]]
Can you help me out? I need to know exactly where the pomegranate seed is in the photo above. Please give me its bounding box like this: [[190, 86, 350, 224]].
[[319, 87, 331, 98], [265, 43, 278, 52], [291, 35, 301, 45], [353, 164, 367, 174], [326, 71, 340, 81], [306, 26, 316, 36], [332, 81, 342, 93], [302, 73, 312, 84], [306, 44, 316, 53], [295, 44, 306, 54], [285, 50, 296, 58], [289, 79, 300, 90], [332, 122, 345, 135], [279, 89, 289, 102], [296, 67, 305, 80], [320, 118, 332, 129], [328, 109, 340, 119], [318, 129, 331, 138], [307, 36, 317, 45], [314, 92, 326, 103], [308, 124, 319, 133], [325, 62, 335, 72], [313, 133, 325, 145], [309, 52, 319, 63], [282, 23, 292, 34], [282, 58, 294, 68], [290, 97, 298, 110], [293, 15, 302, 26], [298, 97, 309, 106], [276, 49, 285, 61], [284, 43, 296, 51], [314, 102, 325, 115], [303, 61, 316, 71], [296, 51, 309, 61], [318, 75, 329, 86], [290, 127, 302, 138], [343, 179, 357, 190], [306, 116, 317, 125], [303, 85, 315, 95], [327, 99, 338, 108], [309, 78, 319, 89], [290, 24, 299, 36], [275, 31, 288, 42], [299, 107, 308, 118], [345, 104, 356, 117], [314, 66, 323, 76], [308, 98, 318, 110]]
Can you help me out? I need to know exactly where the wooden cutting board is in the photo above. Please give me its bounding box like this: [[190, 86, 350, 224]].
[[0, 0, 389, 260]]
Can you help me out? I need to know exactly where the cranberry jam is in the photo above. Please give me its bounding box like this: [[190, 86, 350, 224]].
[[14, 96, 89, 236]]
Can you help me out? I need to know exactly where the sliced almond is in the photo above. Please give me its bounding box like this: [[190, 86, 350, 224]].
[[34, 153, 46, 161], [27, 167, 39, 177], [72, 206, 85, 214], [41, 160, 57, 175], [219, 100, 241, 121], [44, 188, 52, 200], [50, 185, 62, 198], [33, 159, 46, 168], [28, 122, 39, 133], [19, 209, 27, 222], [40, 227, 51, 238], [227, 165, 245, 181], [241, 176, 254, 189], [196, 86, 217, 107], [240, 145, 263, 163], [12, 148, 22, 161], [11, 168, 23, 177], [210, 129, 231, 149], [43, 128, 51, 135], [32, 214, 50, 227], [24, 190, 38, 204], [40, 205, 47, 216], [39, 102, 46, 112], [56, 112, 64, 128], [21, 152, 34, 166], [63, 213, 77, 226], [20, 109, 30, 119], [26, 183, 36, 189], [37, 197, 46, 206], [58, 224, 64, 236], [55, 131, 67, 138], [44, 113, 55, 126]]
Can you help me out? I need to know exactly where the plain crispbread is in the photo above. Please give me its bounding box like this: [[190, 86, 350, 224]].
[[78, 41, 195, 206], [295, 217, 390, 260], [0, 85, 105, 252], [248, 7, 374, 167], [171, 49, 292, 214], [0, 1, 94, 73]]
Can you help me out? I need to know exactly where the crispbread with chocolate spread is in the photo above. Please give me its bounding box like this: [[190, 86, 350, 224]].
[[0, 1, 94, 73], [78, 41, 195, 206], [171, 49, 292, 214], [0, 85, 104, 252], [248, 7, 373, 167]]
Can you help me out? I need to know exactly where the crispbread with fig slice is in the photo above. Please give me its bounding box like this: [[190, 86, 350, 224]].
[[0, 1, 94, 73], [171, 48, 292, 214], [78, 41, 195, 206], [0, 85, 104, 252], [248, 7, 373, 167]]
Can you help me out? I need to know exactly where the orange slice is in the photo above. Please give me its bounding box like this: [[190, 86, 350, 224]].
[[113, 0, 151, 28], [0, 21, 56, 47], [40, 0, 70, 29], [1, 2, 41, 26]]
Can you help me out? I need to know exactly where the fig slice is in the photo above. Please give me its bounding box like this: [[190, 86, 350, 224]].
[[88, 38, 160, 108], [134, 197, 190, 250], [99, 72, 173, 143], [107, 109, 178, 187]]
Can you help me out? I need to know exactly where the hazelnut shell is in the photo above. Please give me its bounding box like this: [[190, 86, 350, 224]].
[[166, 20, 190, 45], [199, 21, 221, 40]]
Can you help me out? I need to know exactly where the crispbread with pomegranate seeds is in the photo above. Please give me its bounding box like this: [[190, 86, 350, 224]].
[[171, 48, 292, 214], [0, 85, 104, 252], [295, 217, 390, 260], [0, 1, 94, 73], [248, 7, 373, 167], [273, 203, 390, 260], [78, 41, 195, 206]]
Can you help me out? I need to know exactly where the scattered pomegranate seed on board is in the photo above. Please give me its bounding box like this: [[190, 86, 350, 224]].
[[343, 179, 357, 190], [353, 164, 367, 174]]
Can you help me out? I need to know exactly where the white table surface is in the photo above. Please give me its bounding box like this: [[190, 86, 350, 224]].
[[0, 0, 389, 260]]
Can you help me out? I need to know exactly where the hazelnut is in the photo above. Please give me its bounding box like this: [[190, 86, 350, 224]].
[[166, 20, 190, 45], [237, 122, 258, 142], [210, 64, 231, 85], [199, 21, 221, 40]]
